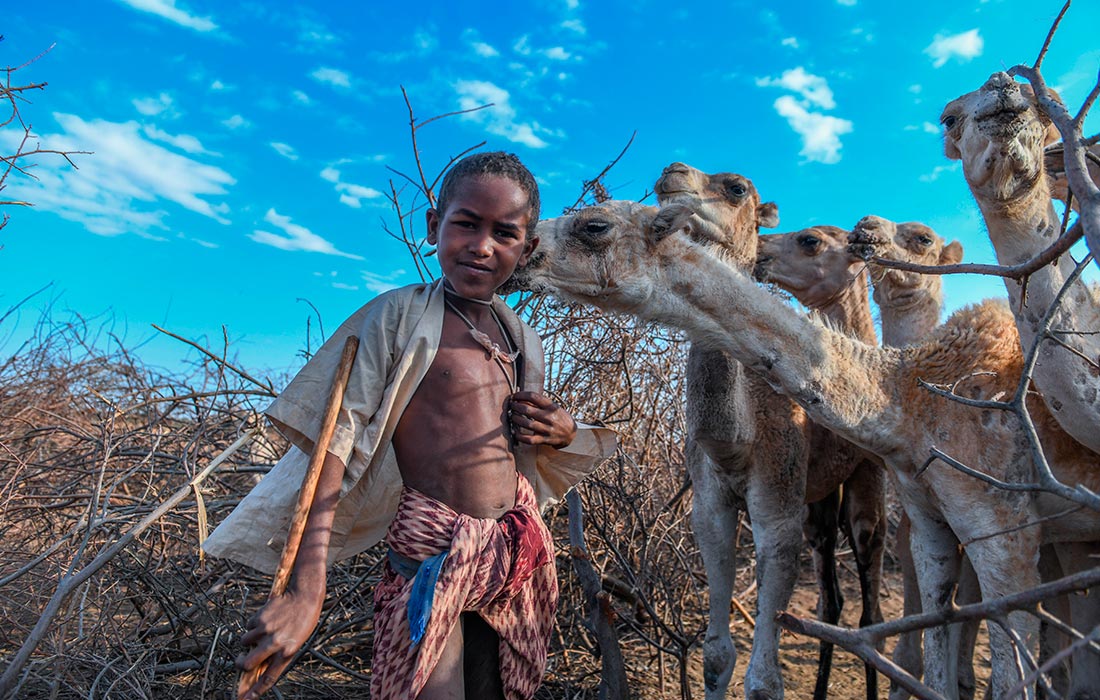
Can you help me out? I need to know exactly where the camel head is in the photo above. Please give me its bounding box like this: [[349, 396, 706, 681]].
[[654, 161, 779, 270], [940, 72, 1061, 205], [514, 199, 701, 315], [848, 215, 962, 311], [754, 225, 865, 311]]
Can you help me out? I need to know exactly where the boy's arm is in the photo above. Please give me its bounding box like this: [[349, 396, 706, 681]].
[[236, 450, 346, 700]]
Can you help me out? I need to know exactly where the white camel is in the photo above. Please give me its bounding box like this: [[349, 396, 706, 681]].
[[517, 198, 1100, 699]]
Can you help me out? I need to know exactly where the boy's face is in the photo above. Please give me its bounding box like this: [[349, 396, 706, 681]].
[[427, 175, 538, 301]]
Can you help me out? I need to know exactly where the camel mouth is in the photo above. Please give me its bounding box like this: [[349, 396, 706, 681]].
[[751, 257, 773, 282]]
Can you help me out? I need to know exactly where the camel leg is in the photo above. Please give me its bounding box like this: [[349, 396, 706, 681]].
[[964, 528, 1041, 700], [688, 440, 743, 700], [744, 466, 807, 700], [891, 512, 924, 700], [1054, 542, 1100, 700], [892, 510, 980, 700], [1038, 546, 1069, 699], [906, 507, 963, 698], [841, 459, 887, 700], [805, 490, 843, 700], [954, 557, 981, 700]]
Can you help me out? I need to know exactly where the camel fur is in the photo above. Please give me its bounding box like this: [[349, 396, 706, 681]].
[[941, 72, 1100, 456], [755, 224, 888, 700], [517, 197, 1100, 700]]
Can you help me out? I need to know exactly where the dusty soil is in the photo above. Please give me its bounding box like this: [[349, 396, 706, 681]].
[[690, 555, 992, 699]]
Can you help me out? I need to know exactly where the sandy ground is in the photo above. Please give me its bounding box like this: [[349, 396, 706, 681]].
[[707, 559, 992, 700]]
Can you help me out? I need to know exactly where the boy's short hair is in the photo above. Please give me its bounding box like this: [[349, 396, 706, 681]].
[[435, 151, 541, 235]]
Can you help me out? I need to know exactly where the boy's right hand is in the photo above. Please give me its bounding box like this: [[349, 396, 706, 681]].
[[236, 586, 324, 699]]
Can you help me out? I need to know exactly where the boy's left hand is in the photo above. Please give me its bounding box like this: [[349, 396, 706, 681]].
[[509, 391, 577, 448]]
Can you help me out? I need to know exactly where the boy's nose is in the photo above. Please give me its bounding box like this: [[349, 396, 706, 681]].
[[468, 232, 494, 256]]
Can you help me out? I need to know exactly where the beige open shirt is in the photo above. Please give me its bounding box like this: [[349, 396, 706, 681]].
[[203, 279, 618, 574]]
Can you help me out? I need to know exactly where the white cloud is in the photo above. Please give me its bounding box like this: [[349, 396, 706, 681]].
[[772, 95, 853, 164], [333, 282, 359, 291], [1, 113, 234, 236], [142, 124, 218, 155], [454, 80, 554, 149], [292, 90, 312, 106], [320, 166, 384, 207], [222, 114, 250, 130], [362, 269, 406, 294], [249, 209, 363, 259], [513, 36, 532, 56], [561, 19, 586, 34], [413, 29, 438, 52], [133, 92, 175, 117], [925, 29, 983, 68], [781, 37, 800, 49], [210, 79, 227, 91], [755, 67, 835, 109], [311, 66, 351, 88], [545, 47, 571, 61], [472, 41, 499, 57], [919, 162, 961, 182], [563, 0, 580, 8], [909, 84, 923, 94], [271, 142, 298, 160], [757, 67, 851, 163], [837, 0, 857, 5], [115, 0, 217, 32]]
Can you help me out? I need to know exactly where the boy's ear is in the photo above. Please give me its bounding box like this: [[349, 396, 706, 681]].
[[426, 208, 440, 245], [518, 234, 539, 267]]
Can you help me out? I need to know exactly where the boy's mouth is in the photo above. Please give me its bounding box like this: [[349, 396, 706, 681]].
[[460, 262, 493, 273]]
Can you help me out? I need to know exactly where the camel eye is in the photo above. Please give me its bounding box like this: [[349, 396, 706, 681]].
[[798, 235, 820, 250], [941, 115, 957, 130], [915, 235, 933, 247], [582, 220, 610, 235], [727, 182, 747, 197]]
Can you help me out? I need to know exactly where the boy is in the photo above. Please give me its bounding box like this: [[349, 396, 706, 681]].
[[205, 152, 615, 699]]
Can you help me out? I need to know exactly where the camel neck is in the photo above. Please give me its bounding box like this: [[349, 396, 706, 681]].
[[813, 271, 877, 346], [878, 293, 942, 348], [654, 243, 900, 453]]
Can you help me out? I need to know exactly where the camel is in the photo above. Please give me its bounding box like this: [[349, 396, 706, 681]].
[[848, 216, 963, 347], [652, 163, 849, 700], [754, 225, 888, 699], [940, 72, 1100, 456], [516, 196, 1100, 699], [849, 216, 985, 699]]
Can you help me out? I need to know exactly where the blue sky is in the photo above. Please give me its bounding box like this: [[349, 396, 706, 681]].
[[3, 0, 1098, 375]]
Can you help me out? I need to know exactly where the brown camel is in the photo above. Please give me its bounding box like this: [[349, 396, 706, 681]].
[[516, 197, 1100, 699], [652, 163, 827, 700], [754, 224, 887, 699], [849, 215, 984, 700]]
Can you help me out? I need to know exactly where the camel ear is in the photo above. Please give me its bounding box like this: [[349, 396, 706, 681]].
[[757, 202, 779, 229], [651, 203, 695, 242], [944, 137, 961, 161], [1043, 123, 1061, 147], [940, 240, 964, 265]]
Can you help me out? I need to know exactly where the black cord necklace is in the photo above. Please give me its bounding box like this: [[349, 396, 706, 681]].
[[442, 280, 519, 395]]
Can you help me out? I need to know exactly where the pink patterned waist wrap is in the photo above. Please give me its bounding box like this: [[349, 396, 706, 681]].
[[370, 471, 558, 700]]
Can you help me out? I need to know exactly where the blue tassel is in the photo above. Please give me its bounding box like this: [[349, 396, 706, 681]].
[[407, 550, 448, 646]]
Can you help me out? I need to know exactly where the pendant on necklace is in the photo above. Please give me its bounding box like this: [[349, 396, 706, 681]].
[[469, 328, 520, 364]]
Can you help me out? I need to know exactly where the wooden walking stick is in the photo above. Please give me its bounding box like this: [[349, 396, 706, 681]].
[[236, 334, 359, 699]]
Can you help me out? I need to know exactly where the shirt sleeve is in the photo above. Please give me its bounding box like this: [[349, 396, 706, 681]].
[[264, 292, 402, 491]]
